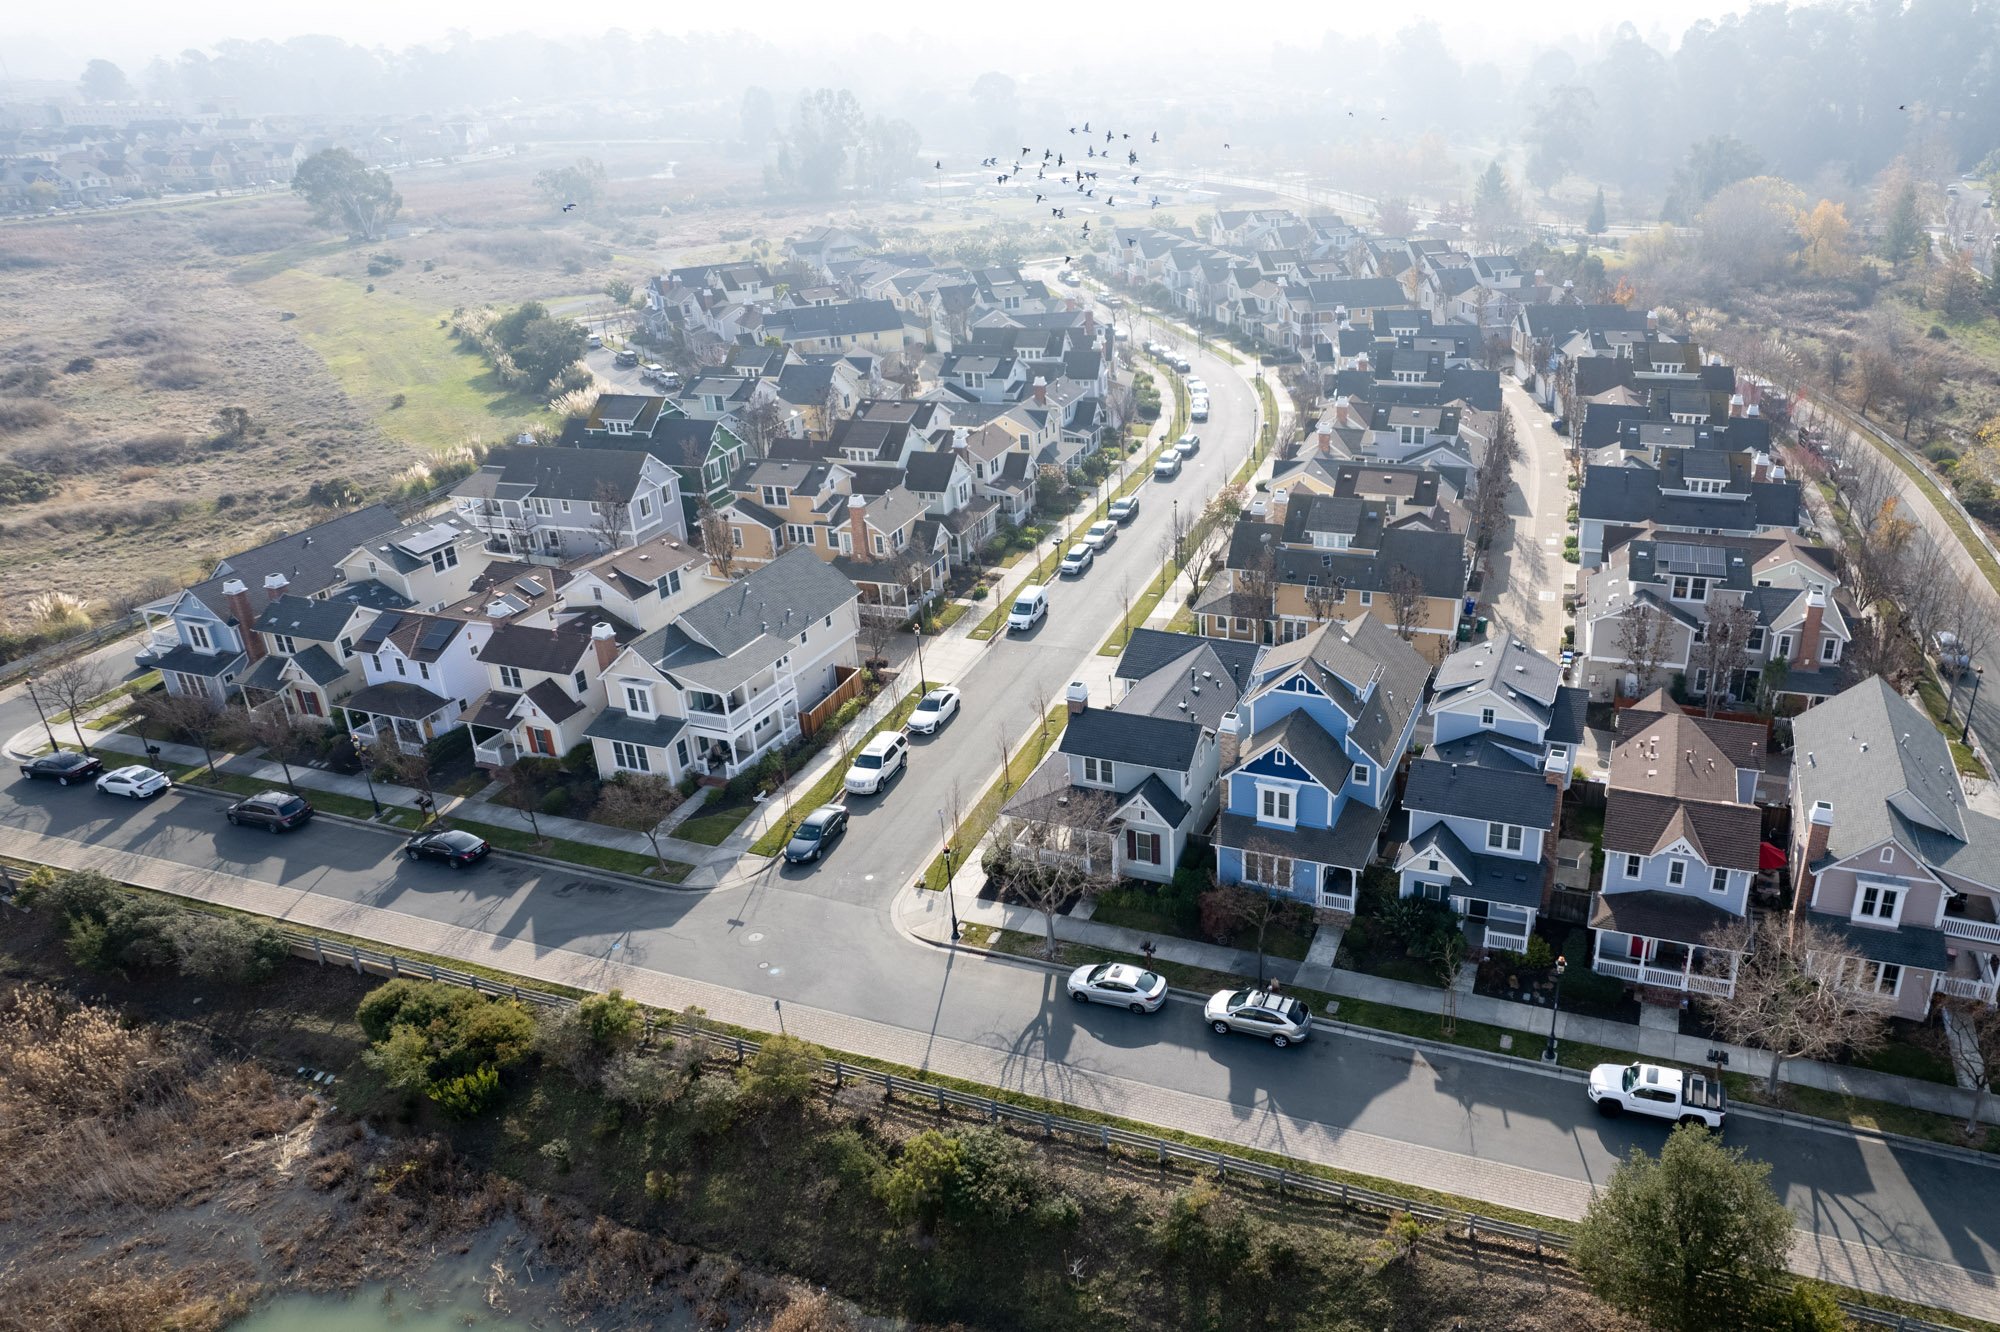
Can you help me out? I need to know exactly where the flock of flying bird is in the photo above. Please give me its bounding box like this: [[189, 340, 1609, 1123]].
[[935, 118, 1180, 261]]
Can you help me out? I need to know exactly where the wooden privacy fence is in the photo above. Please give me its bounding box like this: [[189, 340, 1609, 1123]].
[[282, 927, 1959, 1332], [799, 666, 867, 738]]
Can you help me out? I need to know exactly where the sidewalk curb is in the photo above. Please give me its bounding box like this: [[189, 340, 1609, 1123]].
[[166, 781, 709, 895], [899, 915, 2000, 1170]]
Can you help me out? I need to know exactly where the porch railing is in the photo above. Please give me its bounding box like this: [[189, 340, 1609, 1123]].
[[1482, 928, 1531, 953], [1942, 916, 2000, 947], [1593, 955, 1734, 996], [1939, 975, 1999, 1003]]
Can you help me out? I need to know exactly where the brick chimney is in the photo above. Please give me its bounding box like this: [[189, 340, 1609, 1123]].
[[1645, 308, 1659, 331], [1032, 376, 1048, 407], [1065, 680, 1089, 715], [1793, 587, 1826, 667], [222, 578, 264, 664], [1729, 393, 1746, 418], [591, 621, 618, 673], [262, 571, 289, 604], [1751, 451, 1771, 482], [1332, 395, 1354, 429], [847, 493, 870, 561], [1795, 799, 1835, 913]]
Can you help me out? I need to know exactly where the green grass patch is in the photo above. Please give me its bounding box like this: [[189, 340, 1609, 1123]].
[[1824, 392, 2000, 596], [1231, 376, 1280, 487], [748, 682, 932, 856], [172, 766, 389, 822], [1163, 604, 1198, 634], [1730, 1076, 2000, 1155], [918, 704, 1069, 892], [932, 600, 971, 631], [1096, 569, 1181, 655], [52, 671, 160, 726], [1089, 877, 1314, 961], [245, 266, 550, 451], [1915, 672, 1988, 776], [446, 816, 691, 882], [670, 792, 757, 847]]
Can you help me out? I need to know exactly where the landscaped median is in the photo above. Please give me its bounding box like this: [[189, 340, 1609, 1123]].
[[747, 680, 934, 857]]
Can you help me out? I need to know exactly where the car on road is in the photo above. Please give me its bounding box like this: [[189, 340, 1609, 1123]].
[[1203, 987, 1312, 1047], [613, 349, 639, 368], [1587, 1061, 1726, 1128], [404, 828, 491, 868], [1175, 433, 1201, 458], [844, 732, 908, 795], [783, 804, 849, 863], [1067, 962, 1169, 1013], [1171, 356, 1191, 373], [224, 790, 315, 832], [95, 765, 171, 799], [587, 332, 603, 347], [1109, 496, 1140, 524], [908, 686, 962, 734], [1153, 452, 1182, 480], [1059, 543, 1094, 576], [1189, 399, 1209, 423], [19, 751, 104, 786], [1008, 584, 1049, 632], [1083, 520, 1118, 551], [1185, 376, 1206, 394]]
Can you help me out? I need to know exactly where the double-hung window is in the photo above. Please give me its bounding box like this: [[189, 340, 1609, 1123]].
[[1856, 882, 1902, 924], [498, 665, 523, 690], [1487, 822, 1523, 853], [1258, 786, 1294, 825], [1081, 756, 1115, 786]]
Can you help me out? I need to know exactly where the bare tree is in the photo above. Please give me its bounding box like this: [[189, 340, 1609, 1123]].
[[1386, 565, 1426, 642], [1852, 344, 1903, 419], [1701, 913, 1893, 1097], [696, 493, 738, 580], [1900, 353, 1946, 442], [223, 703, 323, 793], [1185, 484, 1244, 588], [374, 744, 441, 822], [1198, 878, 1296, 983], [134, 689, 227, 773], [1898, 530, 1958, 656], [1930, 995, 2000, 1138], [1616, 597, 1673, 697], [1841, 494, 1916, 616], [1304, 574, 1345, 626], [737, 395, 788, 459], [497, 757, 551, 839], [595, 775, 689, 875], [1235, 536, 1280, 641], [1690, 595, 1758, 715], [994, 809, 1116, 957], [590, 481, 630, 552], [34, 656, 114, 755]]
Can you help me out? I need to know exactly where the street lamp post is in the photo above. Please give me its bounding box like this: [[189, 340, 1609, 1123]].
[[353, 741, 384, 819], [23, 677, 58, 751], [1964, 666, 1987, 746], [1542, 955, 1569, 1062], [937, 807, 961, 942]]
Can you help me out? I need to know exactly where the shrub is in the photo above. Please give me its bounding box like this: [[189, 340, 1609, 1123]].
[[167, 913, 290, 983], [537, 1135, 573, 1171], [0, 463, 56, 507], [538, 787, 572, 817], [389, 392, 407, 409], [63, 356, 95, 374], [685, 1069, 744, 1136], [432, 1064, 503, 1119], [1524, 934, 1555, 971], [1760, 1283, 1848, 1331], [738, 1033, 821, 1110], [357, 979, 534, 1088], [880, 1127, 1045, 1232]]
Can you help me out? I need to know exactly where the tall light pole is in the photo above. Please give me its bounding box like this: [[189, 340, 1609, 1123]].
[[23, 677, 57, 751], [354, 740, 384, 819], [1542, 955, 1568, 1062], [937, 807, 961, 942], [1964, 666, 1986, 746]]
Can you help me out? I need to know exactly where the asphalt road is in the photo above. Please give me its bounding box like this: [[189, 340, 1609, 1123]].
[[8, 309, 2000, 1312]]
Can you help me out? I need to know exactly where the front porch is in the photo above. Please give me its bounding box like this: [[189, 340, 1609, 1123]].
[[1216, 801, 1388, 913], [340, 681, 458, 757], [1589, 889, 1745, 998]]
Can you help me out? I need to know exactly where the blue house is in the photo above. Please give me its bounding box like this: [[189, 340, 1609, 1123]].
[[1214, 615, 1431, 912]]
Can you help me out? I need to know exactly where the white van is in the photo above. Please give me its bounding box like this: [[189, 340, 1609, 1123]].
[[1008, 584, 1049, 632]]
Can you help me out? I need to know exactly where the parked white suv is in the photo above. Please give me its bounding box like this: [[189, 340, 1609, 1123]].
[[844, 732, 909, 795]]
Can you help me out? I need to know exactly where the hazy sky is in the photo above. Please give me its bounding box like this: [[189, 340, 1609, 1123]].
[[7, 0, 1743, 84]]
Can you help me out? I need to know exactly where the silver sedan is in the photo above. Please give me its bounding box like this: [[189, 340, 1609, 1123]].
[[1066, 962, 1169, 1013]]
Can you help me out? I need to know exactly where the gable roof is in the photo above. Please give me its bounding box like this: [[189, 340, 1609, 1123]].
[[1602, 788, 1762, 870], [1403, 756, 1559, 828], [458, 446, 652, 503], [190, 503, 403, 622], [676, 546, 859, 659], [1238, 710, 1354, 791], [1793, 675, 1971, 855], [1059, 705, 1204, 771]]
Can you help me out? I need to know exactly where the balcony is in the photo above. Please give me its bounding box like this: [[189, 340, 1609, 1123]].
[[1944, 893, 2000, 947]]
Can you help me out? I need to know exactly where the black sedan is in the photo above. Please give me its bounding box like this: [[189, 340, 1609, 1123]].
[[783, 804, 849, 864], [19, 751, 104, 785], [404, 828, 490, 868]]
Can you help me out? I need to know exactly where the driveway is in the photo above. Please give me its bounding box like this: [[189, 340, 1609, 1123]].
[[1483, 381, 1571, 657]]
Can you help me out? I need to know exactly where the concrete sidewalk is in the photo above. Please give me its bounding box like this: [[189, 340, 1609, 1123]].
[[908, 854, 2000, 1128]]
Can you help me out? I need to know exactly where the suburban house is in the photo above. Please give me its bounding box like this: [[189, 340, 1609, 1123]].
[[585, 548, 861, 782], [568, 396, 747, 527], [1576, 457, 1800, 567], [1578, 529, 1852, 704], [1394, 640, 1583, 951], [142, 503, 406, 703], [1589, 692, 1770, 1000], [451, 446, 685, 564], [339, 611, 491, 756], [331, 513, 486, 614], [759, 299, 906, 357], [550, 536, 714, 635], [1001, 630, 1259, 883], [464, 617, 640, 768], [1790, 677, 2000, 1016], [237, 587, 405, 722], [1214, 616, 1431, 913], [904, 447, 1000, 566], [1193, 508, 1468, 652]]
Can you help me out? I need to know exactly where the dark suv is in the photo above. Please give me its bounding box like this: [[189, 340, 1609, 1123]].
[[225, 790, 314, 832]]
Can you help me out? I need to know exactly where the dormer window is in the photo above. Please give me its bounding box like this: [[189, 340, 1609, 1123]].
[[761, 485, 789, 508], [187, 623, 213, 651], [270, 634, 296, 655], [429, 545, 459, 574]]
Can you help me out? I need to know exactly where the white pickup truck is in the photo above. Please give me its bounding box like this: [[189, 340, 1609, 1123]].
[[1586, 1062, 1727, 1129]]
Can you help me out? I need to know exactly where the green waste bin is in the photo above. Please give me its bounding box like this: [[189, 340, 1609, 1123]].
[[1475, 616, 1489, 635], [1457, 622, 1472, 642]]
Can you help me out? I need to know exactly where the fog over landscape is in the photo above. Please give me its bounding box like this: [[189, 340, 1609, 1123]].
[[5, 2, 2000, 1332]]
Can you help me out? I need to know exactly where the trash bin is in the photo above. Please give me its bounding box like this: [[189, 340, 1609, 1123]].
[[1475, 616, 1489, 635], [1457, 622, 1472, 642]]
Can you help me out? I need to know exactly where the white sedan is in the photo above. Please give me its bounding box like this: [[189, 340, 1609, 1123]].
[[1067, 962, 1169, 1013], [908, 686, 962, 734], [95, 764, 172, 799], [1083, 520, 1118, 551]]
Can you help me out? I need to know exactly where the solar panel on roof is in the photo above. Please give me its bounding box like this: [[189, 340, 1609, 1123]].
[[398, 523, 459, 557], [514, 577, 546, 598], [417, 620, 456, 653]]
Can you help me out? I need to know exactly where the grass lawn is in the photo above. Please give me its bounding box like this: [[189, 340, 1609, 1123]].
[[246, 266, 549, 451], [1164, 604, 1198, 634], [1089, 876, 1315, 961], [1851, 1029, 1960, 1085], [918, 703, 1069, 891], [932, 600, 971, 631], [748, 682, 932, 856], [1915, 672, 1989, 776], [1097, 572, 1180, 655], [670, 791, 757, 847], [446, 816, 690, 882]]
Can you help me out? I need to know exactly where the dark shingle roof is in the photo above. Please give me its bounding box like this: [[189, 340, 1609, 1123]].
[[583, 709, 689, 749], [190, 503, 403, 621], [1239, 711, 1353, 792], [1060, 706, 1203, 771], [1602, 788, 1762, 870], [1400, 823, 1546, 908], [1120, 772, 1191, 829], [1117, 629, 1260, 688], [1590, 889, 1742, 946], [1218, 800, 1388, 871], [1403, 758, 1558, 828]]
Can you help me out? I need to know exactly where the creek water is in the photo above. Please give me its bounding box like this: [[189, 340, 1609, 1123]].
[[230, 1230, 563, 1332]]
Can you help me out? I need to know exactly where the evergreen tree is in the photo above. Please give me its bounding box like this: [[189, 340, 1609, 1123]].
[[1586, 187, 1608, 236]]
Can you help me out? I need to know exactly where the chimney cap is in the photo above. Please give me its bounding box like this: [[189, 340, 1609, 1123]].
[[591, 622, 615, 640], [221, 578, 248, 596]]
